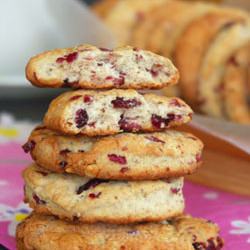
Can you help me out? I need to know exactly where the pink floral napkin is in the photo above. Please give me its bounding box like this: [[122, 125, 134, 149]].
[[0, 114, 249, 250]]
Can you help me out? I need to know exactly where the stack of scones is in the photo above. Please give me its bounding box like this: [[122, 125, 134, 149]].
[[16, 44, 223, 250]]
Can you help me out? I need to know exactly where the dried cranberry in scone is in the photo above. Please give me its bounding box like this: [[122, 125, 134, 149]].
[[44, 89, 193, 136], [26, 44, 179, 89]]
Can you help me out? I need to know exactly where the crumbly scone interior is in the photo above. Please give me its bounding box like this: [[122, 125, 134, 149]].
[[46, 91, 192, 134], [34, 47, 177, 87]]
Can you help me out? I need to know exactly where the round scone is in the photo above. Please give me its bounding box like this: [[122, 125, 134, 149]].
[[43, 89, 193, 136], [174, 8, 248, 106], [26, 44, 179, 89], [16, 213, 224, 250], [23, 126, 203, 180], [222, 45, 250, 124], [23, 164, 184, 224], [198, 22, 250, 117]]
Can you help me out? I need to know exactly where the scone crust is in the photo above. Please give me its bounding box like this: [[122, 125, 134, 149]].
[[43, 89, 193, 136], [16, 213, 224, 250], [26, 44, 179, 89], [23, 165, 184, 224], [24, 127, 203, 180]]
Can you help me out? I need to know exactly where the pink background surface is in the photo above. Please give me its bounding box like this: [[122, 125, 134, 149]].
[[0, 142, 250, 250]]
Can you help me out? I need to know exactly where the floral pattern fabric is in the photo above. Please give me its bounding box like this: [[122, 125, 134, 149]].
[[0, 114, 249, 250]]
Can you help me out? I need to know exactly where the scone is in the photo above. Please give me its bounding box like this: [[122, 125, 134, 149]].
[[23, 126, 203, 180], [23, 164, 184, 224], [198, 22, 250, 117], [16, 213, 224, 250], [174, 9, 247, 106], [26, 44, 179, 89], [222, 44, 250, 124], [43, 89, 193, 136]]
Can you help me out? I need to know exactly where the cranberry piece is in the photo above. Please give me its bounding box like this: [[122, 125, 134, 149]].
[[65, 52, 78, 63], [216, 237, 224, 248], [105, 76, 125, 86], [145, 136, 165, 144], [120, 167, 129, 173], [127, 230, 139, 235], [206, 238, 218, 250], [56, 52, 78, 63], [111, 97, 141, 109], [193, 237, 223, 250], [56, 57, 64, 63], [135, 54, 144, 62], [60, 149, 71, 155], [83, 95, 93, 103], [33, 194, 46, 205], [151, 113, 177, 129], [22, 140, 36, 153], [69, 95, 82, 101], [88, 192, 102, 199], [167, 113, 178, 121], [119, 115, 141, 132], [148, 64, 163, 77], [76, 179, 109, 195], [228, 56, 238, 66], [99, 47, 112, 52], [105, 76, 113, 80], [196, 154, 202, 162], [192, 242, 206, 250], [75, 109, 88, 128], [151, 114, 168, 129], [88, 122, 96, 128], [170, 188, 180, 194], [63, 78, 79, 88], [113, 76, 125, 86], [108, 154, 127, 165], [59, 161, 68, 168]]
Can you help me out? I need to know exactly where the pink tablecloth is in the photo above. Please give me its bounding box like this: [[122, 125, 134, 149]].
[[0, 141, 250, 250]]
